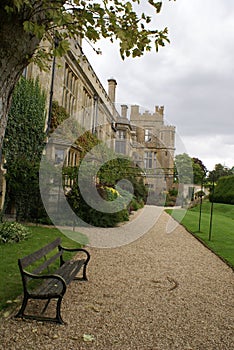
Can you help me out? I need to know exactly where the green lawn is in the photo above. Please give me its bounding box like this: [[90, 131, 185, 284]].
[[0, 225, 88, 312], [166, 201, 234, 268]]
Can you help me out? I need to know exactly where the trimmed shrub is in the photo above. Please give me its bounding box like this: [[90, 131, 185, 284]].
[[211, 175, 234, 204], [0, 222, 29, 244]]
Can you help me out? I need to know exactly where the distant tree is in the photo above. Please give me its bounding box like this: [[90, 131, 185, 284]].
[[0, 0, 175, 151], [192, 157, 207, 184], [174, 153, 193, 184], [208, 163, 232, 182]]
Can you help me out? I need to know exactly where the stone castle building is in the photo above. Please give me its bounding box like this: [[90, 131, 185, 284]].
[[0, 37, 175, 209], [114, 102, 175, 193]]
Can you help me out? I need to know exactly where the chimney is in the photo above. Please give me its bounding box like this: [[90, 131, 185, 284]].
[[108, 78, 117, 103], [121, 104, 128, 118], [130, 105, 140, 120]]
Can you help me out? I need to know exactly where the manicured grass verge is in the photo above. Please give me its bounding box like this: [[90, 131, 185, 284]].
[[0, 225, 88, 312], [166, 201, 234, 269]]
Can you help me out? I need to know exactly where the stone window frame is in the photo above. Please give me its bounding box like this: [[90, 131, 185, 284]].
[[144, 151, 153, 168], [62, 63, 78, 117]]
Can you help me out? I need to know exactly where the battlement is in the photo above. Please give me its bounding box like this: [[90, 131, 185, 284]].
[[155, 105, 164, 115], [130, 105, 165, 122]]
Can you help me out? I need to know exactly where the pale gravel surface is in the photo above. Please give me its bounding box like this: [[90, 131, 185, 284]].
[[0, 209, 234, 350]]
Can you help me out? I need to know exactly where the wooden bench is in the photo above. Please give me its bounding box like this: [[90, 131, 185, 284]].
[[15, 237, 90, 324]]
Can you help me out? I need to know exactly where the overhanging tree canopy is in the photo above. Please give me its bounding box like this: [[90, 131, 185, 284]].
[[0, 0, 174, 151]]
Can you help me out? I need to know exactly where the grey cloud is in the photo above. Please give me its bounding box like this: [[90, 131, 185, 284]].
[[83, 0, 234, 168]]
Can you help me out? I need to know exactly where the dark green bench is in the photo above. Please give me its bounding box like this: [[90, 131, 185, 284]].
[[15, 237, 90, 324]]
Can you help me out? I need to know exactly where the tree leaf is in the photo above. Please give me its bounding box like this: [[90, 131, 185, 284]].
[[83, 334, 95, 342]]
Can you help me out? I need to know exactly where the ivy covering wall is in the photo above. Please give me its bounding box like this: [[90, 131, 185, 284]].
[[3, 77, 47, 221]]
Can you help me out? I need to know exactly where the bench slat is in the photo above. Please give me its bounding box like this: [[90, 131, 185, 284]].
[[32, 250, 63, 275], [30, 259, 85, 297], [58, 259, 85, 284], [19, 238, 61, 269]]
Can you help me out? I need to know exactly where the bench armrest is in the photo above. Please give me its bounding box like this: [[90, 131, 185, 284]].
[[59, 246, 89, 253], [58, 246, 90, 276], [22, 271, 67, 293], [59, 246, 90, 260]]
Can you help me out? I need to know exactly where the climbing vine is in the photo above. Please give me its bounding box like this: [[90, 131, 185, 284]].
[[3, 77, 47, 221], [49, 101, 70, 132]]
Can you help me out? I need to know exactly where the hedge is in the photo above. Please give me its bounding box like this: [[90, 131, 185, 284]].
[[211, 175, 234, 204]]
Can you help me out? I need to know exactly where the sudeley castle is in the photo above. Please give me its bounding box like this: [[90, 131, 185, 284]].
[[0, 37, 175, 210]]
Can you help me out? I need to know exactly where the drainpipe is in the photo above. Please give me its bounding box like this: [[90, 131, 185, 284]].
[[46, 37, 59, 135], [92, 95, 98, 134]]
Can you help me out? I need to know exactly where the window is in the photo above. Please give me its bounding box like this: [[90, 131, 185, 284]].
[[145, 129, 151, 142], [55, 149, 64, 164], [62, 64, 78, 116], [82, 88, 92, 128], [115, 130, 127, 154], [144, 151, 152, 168], [117, 130, 126, 139], [115, 140, 126, 154]]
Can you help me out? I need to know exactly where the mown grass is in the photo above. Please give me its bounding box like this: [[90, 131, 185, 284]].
[[166, 201, 234, 268], [0, 225, 88, 312]]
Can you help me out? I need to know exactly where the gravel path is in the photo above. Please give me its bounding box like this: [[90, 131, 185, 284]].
[[0, 209, 233, 350]]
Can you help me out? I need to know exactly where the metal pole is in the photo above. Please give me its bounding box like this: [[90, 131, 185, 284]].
[[208, 174, 215, 241], [198, 178, 203, 232], [46, 55, 56, 134], [92, 95, 98, 134], [46, 37, 59, 135]]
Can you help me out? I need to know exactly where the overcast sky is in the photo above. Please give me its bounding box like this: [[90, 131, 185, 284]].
[[83, 0, 234, 171]]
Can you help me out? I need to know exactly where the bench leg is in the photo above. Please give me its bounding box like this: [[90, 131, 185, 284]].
[[15, 296, 65, 324], [83, 254, 91, 281], [15, 294, 28, 319], [42, 299, 51, 314], [56, 297, 64, 324], [83, 263, 88, 281]]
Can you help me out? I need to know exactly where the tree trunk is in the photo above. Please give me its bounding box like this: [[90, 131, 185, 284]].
[[0, 9, 41, 153]]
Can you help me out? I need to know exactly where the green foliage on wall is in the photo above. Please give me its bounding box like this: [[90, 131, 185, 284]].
[[50, 101, 70, 132], [76, 130, 100, 158], [3, 77, 47, 221]]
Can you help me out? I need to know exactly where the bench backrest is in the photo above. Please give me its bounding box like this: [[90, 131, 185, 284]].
[[18, 237, 62, 275]]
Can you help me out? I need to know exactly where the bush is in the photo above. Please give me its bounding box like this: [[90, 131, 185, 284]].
[[211, 175, 234, 204], [0, 222, 29, 244], [129, 197, 144, 211], [66, 183, 131, 227]]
